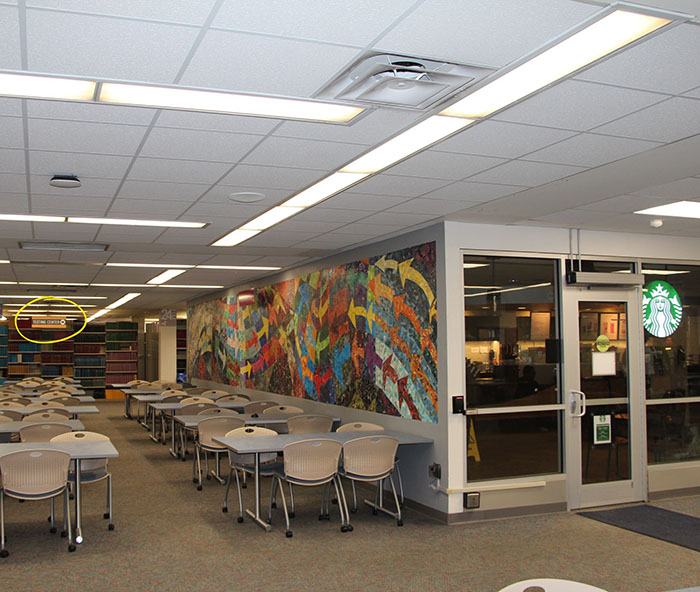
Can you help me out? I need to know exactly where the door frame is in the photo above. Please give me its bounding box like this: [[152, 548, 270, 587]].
[[562, 285, 648, 510]]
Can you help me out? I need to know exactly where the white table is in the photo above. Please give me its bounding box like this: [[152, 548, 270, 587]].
[[12, 405, 100, 419], [0, 440, 119, 545], [120, 388, 166, 419], [16, 394, 95, 403], [9, 388, 87, 396], [213, 430, 433, 532]]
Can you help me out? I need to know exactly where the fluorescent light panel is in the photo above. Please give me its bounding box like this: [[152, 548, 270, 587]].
[[18, 282, 89, 286], [67, 217, 205, 228], [211, 229, 261, 248], [147, 269, 187, 285], [282, 172, 368, 208], [106, 293, 141, 309], [0, 72, 96, 101], [0, 295, 107, 300], [98, 82, 363, 123], [86, 309, 110, 322], [106, 263, 194, 269], [341, 116, 472, 174], [441, 9, 672, 119], [0, 214, 65, 223], [157, 284, 224, 289], [635, 201, 700, 219], [241, 206, 303, 231]]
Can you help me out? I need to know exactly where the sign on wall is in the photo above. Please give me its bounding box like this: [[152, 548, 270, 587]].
[[642, 280, 682, 338]]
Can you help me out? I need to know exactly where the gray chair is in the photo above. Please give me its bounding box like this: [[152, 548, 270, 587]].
[[287, 414, 334, 434], [0, 449, 74, 556], [19, 423, 72, 443], [242, 401, 278, 415], [193, 416, 245, 490]]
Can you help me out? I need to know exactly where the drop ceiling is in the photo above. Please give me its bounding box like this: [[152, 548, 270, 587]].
[[1, 0, 700, 318]]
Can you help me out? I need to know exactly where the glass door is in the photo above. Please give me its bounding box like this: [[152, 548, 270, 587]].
[[563, 287, 646, 509]]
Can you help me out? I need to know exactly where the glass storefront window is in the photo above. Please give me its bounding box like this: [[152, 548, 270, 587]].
[[464, 255, 562, 480], [642, 263, 700, 465]]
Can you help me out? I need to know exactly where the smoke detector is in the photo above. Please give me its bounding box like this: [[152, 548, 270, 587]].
[[316, 53, 494, 110], [49, 175, 81, 189]]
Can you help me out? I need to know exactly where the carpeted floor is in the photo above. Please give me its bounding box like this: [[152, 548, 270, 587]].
[[1, 401, 699, 592]]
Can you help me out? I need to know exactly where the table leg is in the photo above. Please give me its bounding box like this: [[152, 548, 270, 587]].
[[169, 413, 178, 458], [139, 401, 148, 428], [124, 392, 131, 419], [74, 459, 83, 544], [149, 405, 159, 443], [245, 453, 271, 532]]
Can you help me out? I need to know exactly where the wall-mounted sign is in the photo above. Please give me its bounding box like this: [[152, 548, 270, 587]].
[[593, 414, 612, 445], [32, 317, 67, 329], [159, 309, 177, 327], [643, 280, 682, 338]]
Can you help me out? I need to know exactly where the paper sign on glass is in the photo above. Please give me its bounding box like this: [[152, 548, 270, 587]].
[[592, 351, 616, 376]]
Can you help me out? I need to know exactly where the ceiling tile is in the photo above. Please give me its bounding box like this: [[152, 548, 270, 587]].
[[410, 180, 528, 202], [179, 201, 255, 220], [291, 207, 369, 224], [31, 194, 111, 215], [243, 136, 363, 170], [181, 29, 360, 97], [0, 148, 26, 174], [357, 211, 438, 226], [0, 116, 25, 149], [26, 10, 200, 82], [197, 253, 260, 266], [0, 98, 22, 117], [243, 230, 321, 248], [632, 177, 700, 200], [31, 224, 99, 242], [213, 0, 414, 45], [7, 248, 61, 262], [117, 179, 209, 201], [276, 218, 346, 233], [387, 150, 504, 181], [386, 198, 474, 216], [126, 158, 231, 184], [320, 192, 407, 211], [140, 128, 264, 163], [27, 0, 218, 24], [13, 262, 99, 282], [523, 134, 662, 168], [57, 251, 112, 263], [578, 23, 700, 95], [294, 235, 375, 250], [108, 199, 192, 216], [95, 227, 164, 243], [198, 185, 290, 206], [592, 97, 700, 143], [376, 0, 598, 68], [154, 227, 233, 246], [219, 165, 324, 190], [28, 175, 121, 198], [576, 194, 672, 213], [495, 80, 668, 132], [467, 160, 585, 186], [29, 151, 133, 179], [0, 220, 32, 236], [332, 222, 404, 236], [0, 173, 28, 194], [0, 5, 21, 70], [0, 194, 29, 213], [437, 120, 577, 159], [27, 119, 147, 155], [26, 100, 156, 126], [347, 174, 449, 197], [155, 110, 279, 135], [250, 256, 311, 267]]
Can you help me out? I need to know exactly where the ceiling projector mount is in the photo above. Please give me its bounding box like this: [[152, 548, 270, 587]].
[[316, 53, 494, 110]]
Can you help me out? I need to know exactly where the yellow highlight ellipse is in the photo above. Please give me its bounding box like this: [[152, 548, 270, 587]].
[[14, 296, 88, 344]]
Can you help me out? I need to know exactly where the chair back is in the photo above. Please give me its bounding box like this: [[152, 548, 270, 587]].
[[177, 402, 217, 415], [216, 394, 249, 403], [127, 379, 149, 387], [0, 409, 22, 421], [0, 400, 28, 408], [183, 387, 208, 395], [201, 389, 229, 397], [50, 431, 110, 473], [39, 392, 67, 400], [27, 400, 65, 408], [337, 422, 384, 432], [0, 449, 70, 498], [180, 396, 211, 404], [242, 401, 278, 415], [161, 394, 189, 403], [283, 439, 342, 484], [16, 380, 41, 388], [197, 408, 240, 416], [198, 416, 246, 448], [19, 422, 72, 443], [342, 436, 398, 478], [23, 409, 72, 421], [497, 579, 609, 592], [51, 396, 77, 405], [224, 426, 278, 466], [160, 388, 183, 397], [263, 405, 304, 416], [0, 414, 12, 423], [287, 414, 334, 434]]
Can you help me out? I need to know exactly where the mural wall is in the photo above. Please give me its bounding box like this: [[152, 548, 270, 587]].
[[188, 241, 438, 422]]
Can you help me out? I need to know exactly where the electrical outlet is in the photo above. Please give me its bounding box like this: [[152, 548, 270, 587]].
[[463, 492, 480, 509], [428, 463, 441, 479]]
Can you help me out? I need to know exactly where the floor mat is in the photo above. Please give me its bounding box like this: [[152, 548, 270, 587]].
[[579, 505, 700, 552]]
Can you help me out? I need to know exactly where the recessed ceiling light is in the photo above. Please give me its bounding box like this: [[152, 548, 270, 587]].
[[19, 241, 109, 251], [0, 72, 96, 101], [67, 216, 207, 229], [635, 201, 700, 219], [147, 269, 187, 285], [49, 175, 81, 189], [228, 192, 266, 204]]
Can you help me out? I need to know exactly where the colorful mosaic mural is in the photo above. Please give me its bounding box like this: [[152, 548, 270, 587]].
[[188, 241, 437, 422]]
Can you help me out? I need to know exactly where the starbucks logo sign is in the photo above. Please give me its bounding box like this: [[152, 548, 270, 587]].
[[643, 280, 682, 338]]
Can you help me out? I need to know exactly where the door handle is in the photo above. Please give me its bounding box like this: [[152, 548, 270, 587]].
[[570, 390, 586, 417]]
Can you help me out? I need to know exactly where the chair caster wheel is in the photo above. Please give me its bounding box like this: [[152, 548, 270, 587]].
[[206, 475, 211, 481], [69, 495, 75, 501], [350, 508, 357, 514], [181, 456, 187, 462], [271, 502, 276, 509], [192, 478, 198, 483], [103, 513, 110, 519], [108, 524, 115, 531], [60, 531, 67, 538], [237, 517, 244, 523], [340, 525, 348, 532], [347, 525, 354, 532], [241, 483, 247, 489], [372, 509, 378, 515], [196, 485, 202, 491], [18, 499, 24, 504], [0, 549, 8, 558], [318, 514, 324, 521], [285, 530, 293, 538], [222, 507, 228, 513], [47, 516, 51, 522], [68, 544, 76, 552], [289, 512, 295, 518], [331, 498, 337, 504], [397, 520, 404, 527], [50, 527, 57, 534]]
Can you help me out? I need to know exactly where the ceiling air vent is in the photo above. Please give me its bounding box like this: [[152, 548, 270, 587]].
[[316, 53, 494, 110]]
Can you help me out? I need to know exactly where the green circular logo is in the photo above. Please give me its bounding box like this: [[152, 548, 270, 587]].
[[643, 280, 682, 338], [595, 334, 611, 352]]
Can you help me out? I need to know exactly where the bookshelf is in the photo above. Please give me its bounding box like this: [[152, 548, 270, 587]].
[[176, 318, 187, 382], [8, 321, 42, 378], [74, 323, 106, 399], [105, 321, 138, 384], [0, 322, 7, 379]]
